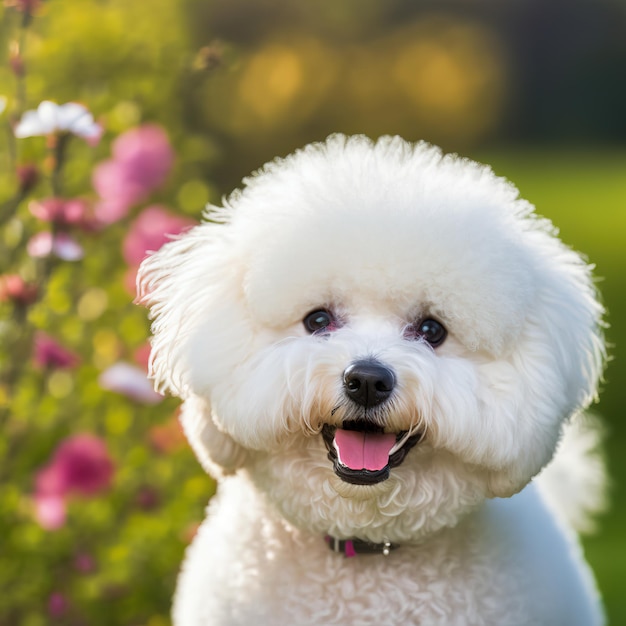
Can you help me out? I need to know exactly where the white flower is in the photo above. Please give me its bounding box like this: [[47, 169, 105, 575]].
[[14, 101, 102, 144], [27, 232, 84, 261], [99, 363, 163, 404]]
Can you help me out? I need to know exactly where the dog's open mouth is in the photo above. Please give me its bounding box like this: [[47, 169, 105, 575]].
[[321, 422, 421, 485]]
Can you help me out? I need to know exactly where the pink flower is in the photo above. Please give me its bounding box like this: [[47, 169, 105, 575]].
[[33, 434, 114, 530], [112, 125, 174, 188], [34, 494, 66, 530], [33, 332, 80, 369], [135, 485, 160, 511], [29, 197, 90, 227], [27, 231, 84, 261], [122, 206, 195, 293], [36, 434, 114, 498], [99, 362, 163, 404], [123, 205, 195, 265], [92, 159, 148, 223], [93, 125, 174, 224], [16, 164, 39, 193], [0, 274, 38, 305], [133, 343, 152, 370], [47, 592, 68, 618], [4, 0, 42, 14], [74, 552, 96, 574]]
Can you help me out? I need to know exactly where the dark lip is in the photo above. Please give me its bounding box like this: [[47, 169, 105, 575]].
[[321, 422, 422, 486]]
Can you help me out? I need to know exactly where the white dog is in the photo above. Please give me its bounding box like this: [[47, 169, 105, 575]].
[[138, 135, 606, 625]]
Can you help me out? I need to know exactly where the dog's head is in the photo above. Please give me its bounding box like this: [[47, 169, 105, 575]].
[[138, 136, 604, 542]]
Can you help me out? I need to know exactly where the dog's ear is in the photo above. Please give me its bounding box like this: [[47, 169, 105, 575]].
[[488, 245, 605, 499], [180, 396, 247, 475], [137, 212, 248, 474], [532, 252, 605, 416], [137, 213, 240, 397]]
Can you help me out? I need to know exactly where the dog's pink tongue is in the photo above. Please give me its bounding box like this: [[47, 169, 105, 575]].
[[334, 429, 396, 471]]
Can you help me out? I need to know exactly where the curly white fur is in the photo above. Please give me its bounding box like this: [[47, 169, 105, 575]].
[[138, 135, 606, 625]]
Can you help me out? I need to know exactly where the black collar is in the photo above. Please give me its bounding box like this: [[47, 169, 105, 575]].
[[325, 535, 398, 557]]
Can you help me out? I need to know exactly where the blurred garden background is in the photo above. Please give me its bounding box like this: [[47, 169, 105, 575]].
[[1, 0, 625, 624]]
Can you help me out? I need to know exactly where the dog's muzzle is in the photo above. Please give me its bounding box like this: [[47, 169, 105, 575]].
[[321, 358, 421, 485]]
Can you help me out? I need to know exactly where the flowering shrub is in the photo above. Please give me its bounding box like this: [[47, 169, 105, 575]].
[[0, 1, 212, 624]]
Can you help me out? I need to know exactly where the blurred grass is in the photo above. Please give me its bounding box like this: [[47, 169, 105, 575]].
[[479, 147, 626, 625]]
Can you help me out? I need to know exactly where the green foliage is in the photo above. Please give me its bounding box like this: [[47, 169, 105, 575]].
[[0, 1, 215, 624]]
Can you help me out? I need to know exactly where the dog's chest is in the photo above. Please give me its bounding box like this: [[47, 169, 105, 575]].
[[174, 479, 605, 626], [174, 493, 524, 625], [239, 539, 518, 626]]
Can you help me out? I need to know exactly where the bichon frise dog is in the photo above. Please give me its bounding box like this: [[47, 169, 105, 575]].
[[138, 135, 606, 626]]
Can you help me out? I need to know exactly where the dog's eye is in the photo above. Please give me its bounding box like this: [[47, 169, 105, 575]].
[[407, 318, 447, 347], [303, 309, 335, 334], [418, 319, 447, 346]]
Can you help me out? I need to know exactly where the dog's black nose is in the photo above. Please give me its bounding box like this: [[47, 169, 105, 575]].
[[343, 360, 396, 407]]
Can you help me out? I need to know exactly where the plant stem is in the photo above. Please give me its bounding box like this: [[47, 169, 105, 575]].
[[50, 133, 70, 197]]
